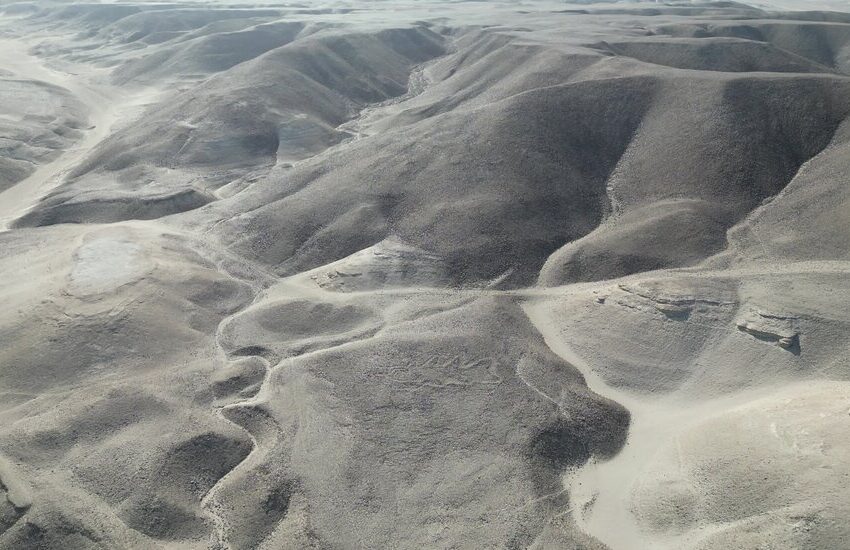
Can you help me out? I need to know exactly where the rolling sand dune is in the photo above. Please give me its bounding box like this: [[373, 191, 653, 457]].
[[2, 1, 850, 549]]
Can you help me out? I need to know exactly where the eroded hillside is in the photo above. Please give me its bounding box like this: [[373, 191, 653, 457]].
[[1, 2, 849, 549]]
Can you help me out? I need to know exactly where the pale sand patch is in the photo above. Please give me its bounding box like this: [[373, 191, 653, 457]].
[[524, 280, 850, 550]]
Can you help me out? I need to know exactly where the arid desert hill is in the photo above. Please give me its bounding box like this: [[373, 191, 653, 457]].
[[1, 1, 850, 549]]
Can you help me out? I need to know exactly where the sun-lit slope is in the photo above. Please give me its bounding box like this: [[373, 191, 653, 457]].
[[355, 31, 607, 132], [200, 72, 655, 287], [209, 285, 627, 549], [525, 259, 850, 548], [723, 115, 850, 267], [205, 49, 850, 288], [91, 7, 284, 49], [12, 26, 445, 227], [4, 2, 850, 549], [13, 3, 294, 87], [654, 18, 850, 73], [591, 36, 837, 73], [0, 64, 87, 192], [0, 223, 262, 548], [21, 4, 282, 55], [632, 381, 850, 549], [539, 71, 850, 285], [534, 12, 850, 287], [110, 20, 314, 85]]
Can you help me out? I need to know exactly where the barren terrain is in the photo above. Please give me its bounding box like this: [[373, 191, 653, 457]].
[[2, 1, 850, 549]]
